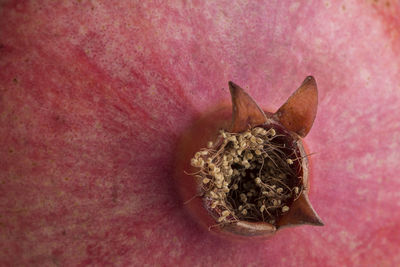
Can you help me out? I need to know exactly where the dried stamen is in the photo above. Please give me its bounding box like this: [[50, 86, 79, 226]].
[[190, 125, 304, 226]]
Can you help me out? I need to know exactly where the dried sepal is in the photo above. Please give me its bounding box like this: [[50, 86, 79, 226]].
[[229, 81, 267, 133], [277, 192, 324, 227], [274, 76, 318, 137]]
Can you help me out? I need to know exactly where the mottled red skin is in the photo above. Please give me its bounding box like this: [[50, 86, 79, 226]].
[[1, 1, 400, 266]]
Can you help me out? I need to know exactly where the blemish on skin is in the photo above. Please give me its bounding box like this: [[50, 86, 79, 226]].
[[346, 161, 354, 171], [95, 121, 102, 129], [289, 2, 300, 13], [314, 38, 323, 50], [356, 188, 368, 196], [361, 153, 375, 166], [324, 1, 331, 8], [339, 230, 360, 250], [84, 48, 92, 57], [359, 173, 371, 180], [13, 78, 18, 84], [144, 229, 152, 238], [135, 45, 144, 53], [342, 5, 346, 11], [359, 68, 370, 82], [149, 84, 157, 95], [79, 25, 88, 35]]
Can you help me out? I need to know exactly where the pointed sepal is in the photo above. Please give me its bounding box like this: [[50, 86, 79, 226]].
[[277, 192, 324, 228], [229, 81, 267, 133], [274, 76, 318, 137]]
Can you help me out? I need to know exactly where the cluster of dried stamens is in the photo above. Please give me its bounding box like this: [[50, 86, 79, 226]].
[[190, 126, 303, 226]]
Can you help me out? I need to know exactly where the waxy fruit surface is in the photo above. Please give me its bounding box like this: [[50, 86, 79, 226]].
[[1, 1, 400, 266]]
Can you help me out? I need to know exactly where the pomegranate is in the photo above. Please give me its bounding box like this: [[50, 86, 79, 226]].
[[1, 1, 400, 266]]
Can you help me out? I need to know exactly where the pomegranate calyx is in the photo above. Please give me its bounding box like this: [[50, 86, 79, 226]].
[[187, 77, 323, 237], [274, 76, 318, 137], [229, 81, 267, 133]]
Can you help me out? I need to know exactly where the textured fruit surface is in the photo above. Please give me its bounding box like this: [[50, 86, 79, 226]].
[[1, 1, 400, 266]]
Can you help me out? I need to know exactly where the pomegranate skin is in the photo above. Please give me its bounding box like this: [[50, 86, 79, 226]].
[[1, 1, 400, 266]]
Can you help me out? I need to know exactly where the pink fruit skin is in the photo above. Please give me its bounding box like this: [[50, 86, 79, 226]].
[[1, 1, 400, 266]]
